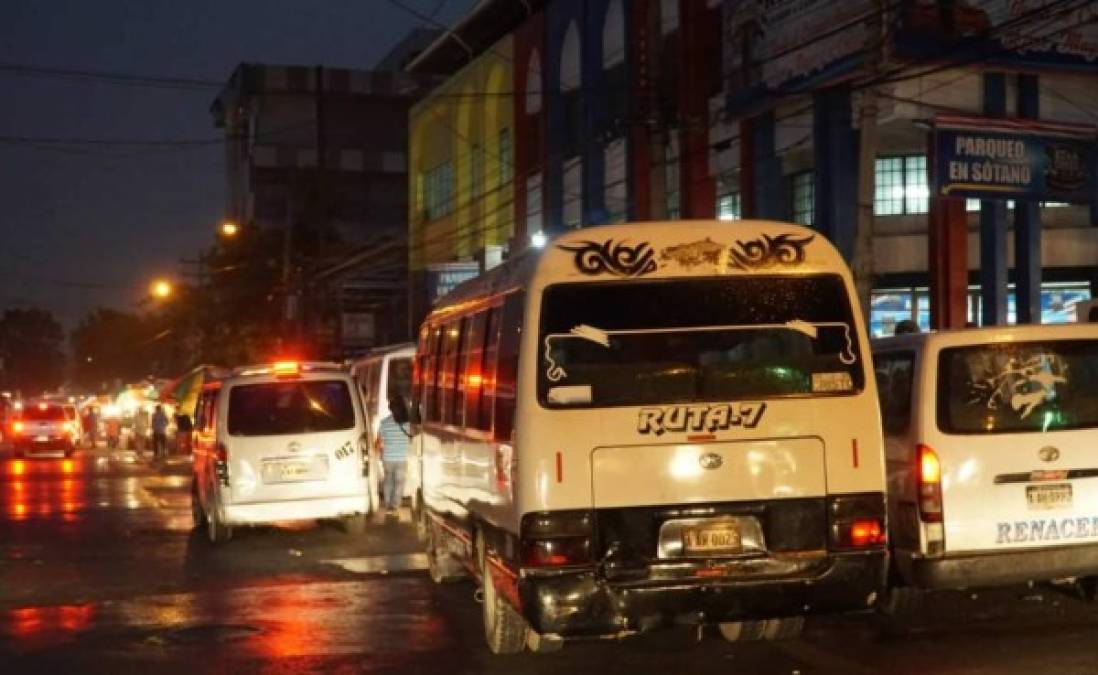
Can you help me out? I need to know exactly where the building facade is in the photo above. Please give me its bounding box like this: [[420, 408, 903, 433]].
[[407, 0, 1098, 333], [211, 62, 427, 355]]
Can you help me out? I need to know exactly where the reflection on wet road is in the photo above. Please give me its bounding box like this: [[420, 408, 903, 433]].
[[3, 448, 1098, 674]]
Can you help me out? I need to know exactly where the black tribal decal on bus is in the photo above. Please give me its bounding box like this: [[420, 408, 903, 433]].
[[637, 402, 767, 435], [557, 239, 657, 277], [728, 233, 815, 271]]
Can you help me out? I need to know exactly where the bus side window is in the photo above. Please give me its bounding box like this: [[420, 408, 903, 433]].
[[425, 325, 443, 423], [480, 306, 501, 432], [876, 353, 915, 435], [462, 311, 488, 430], [439, 320, 462, 425], [453, 317, 472, 426], [493, 292, 525, 442], [367, 362, 381, 417]]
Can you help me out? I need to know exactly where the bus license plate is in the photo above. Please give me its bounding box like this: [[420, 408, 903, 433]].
[[682, 523, 742, 555], [1026, 483, 1072, 510]]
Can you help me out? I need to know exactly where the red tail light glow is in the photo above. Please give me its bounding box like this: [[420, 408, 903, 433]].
[[918, 444, 943, 522], [849, 519, 886, 547]]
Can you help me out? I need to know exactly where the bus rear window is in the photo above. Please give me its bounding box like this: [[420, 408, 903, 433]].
[[22, 405, 67, 421], [539, 275, 864, 407], [228, 380, 355, 436], [938, 340, 1098, 434]]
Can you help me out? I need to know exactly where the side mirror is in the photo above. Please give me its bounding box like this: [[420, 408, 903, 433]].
[[389, 396, 410, 425]]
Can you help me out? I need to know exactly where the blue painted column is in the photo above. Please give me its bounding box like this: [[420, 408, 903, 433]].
[[980, 73, 1008, 326], [582, 0, 609, 226], [752, 111, 784, 220], [813, 84, 858, 262], [1016, 74, 1042, 324]]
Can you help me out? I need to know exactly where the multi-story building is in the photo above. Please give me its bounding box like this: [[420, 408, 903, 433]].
[[210, 62, 429, 355], [407, 0, 1098, 332]]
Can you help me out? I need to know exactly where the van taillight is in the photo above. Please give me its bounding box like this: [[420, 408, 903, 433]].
[[520, 510, 594, 567], [828, 493, 887, 550], [917, 444, 943, 523], [215, 443, 229, 486]]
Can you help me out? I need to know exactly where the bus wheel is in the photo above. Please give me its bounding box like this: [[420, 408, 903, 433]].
[[477, 531, 527, 655], [876, 586, 920, 636], [1077, 576, 1098, 602], [426, 519, 466, 584], [190, 479, 206, 530], [206, 498, 233, 544], [718, 620, 767, 642], [761, 616, 804, 640]]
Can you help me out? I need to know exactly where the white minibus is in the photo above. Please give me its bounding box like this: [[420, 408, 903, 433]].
[[352, 344, 417, 517], [398, 221, 888, 654], [874, 324, 1098, 613]]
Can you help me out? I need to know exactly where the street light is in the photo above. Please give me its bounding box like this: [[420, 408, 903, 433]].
[[219, 220, 240, 238], [150, 279, 173, 300]]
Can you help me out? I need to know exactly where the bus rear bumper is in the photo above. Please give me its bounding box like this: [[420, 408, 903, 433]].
[[518, 550, 886, 637], [900, 543, 1098, 590]]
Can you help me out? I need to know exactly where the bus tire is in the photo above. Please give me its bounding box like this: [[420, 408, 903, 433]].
[[190, 479, 206, 530], [478, 530, 527, 655], [718, 620, 767, 642], [426, 518, 466, 584], [206, 497, 232, 544], [761, 616, 804, 641]]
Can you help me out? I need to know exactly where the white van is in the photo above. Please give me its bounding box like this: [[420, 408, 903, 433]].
[[401, 220, 888, 654], [874, 324, 1098, 609], [190, 361, 370, 543], [351, 344, 417, 516]]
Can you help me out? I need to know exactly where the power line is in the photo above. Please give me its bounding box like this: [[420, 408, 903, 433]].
[[0, 61, 222, 91]]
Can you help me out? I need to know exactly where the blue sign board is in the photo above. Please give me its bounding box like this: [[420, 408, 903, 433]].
[[933, 116, 1096, 203]]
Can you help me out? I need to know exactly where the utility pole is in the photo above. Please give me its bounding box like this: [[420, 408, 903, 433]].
[[854, 0, 884, 321]]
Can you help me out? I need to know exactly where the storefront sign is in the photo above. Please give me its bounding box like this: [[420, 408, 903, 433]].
[[895, 1, 1098, 71], [426, 262, 480, 306], [933, 115, 1096, 203], [723, 0, 876, 114]]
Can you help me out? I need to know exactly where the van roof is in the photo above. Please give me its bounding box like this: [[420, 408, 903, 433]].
[[429, 220, 847, 321], [873, 322, 1098, 351]]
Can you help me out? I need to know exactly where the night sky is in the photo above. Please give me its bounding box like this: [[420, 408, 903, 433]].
[[0, 0, 471, 327]]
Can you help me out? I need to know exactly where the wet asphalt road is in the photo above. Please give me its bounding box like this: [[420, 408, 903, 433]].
[[2, 447, 1098, 674]]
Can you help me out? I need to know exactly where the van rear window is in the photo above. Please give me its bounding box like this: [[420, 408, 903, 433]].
[[539, 275, 864, 407], [22, 405, 67, 421], [228, 380, 355, 436], [938, 340, 1098, 434]]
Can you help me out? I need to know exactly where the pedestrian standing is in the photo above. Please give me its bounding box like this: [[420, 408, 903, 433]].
[[375, 399, 411, 517], [151, 405, 169, 461]]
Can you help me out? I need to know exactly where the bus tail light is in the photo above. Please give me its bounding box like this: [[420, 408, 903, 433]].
[[521, 510, 594, 567], [11, 420, 24, 435], [828, 493, 887, 550], [918, 444, 943, 523]]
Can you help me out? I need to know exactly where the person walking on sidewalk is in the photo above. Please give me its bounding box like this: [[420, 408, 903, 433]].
[[151, 405, 169, 462], [375, 399, 411, 518]]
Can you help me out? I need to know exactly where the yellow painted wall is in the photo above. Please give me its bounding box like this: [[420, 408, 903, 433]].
[[409, 35, 514, 273]]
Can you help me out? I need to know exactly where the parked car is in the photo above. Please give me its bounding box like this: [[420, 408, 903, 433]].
[[189, 361, 370, 543], [874, 323, 1098, 615]]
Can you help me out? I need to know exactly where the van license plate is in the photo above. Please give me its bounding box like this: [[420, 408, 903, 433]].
[[682, 523, 742, 555], [1026, 483, 1072, 510]]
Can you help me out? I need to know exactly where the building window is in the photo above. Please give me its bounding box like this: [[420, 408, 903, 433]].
[[470, 144, 485, 198], [792, 170, 814, 226], [604, 138, 627, 223], [498, 128, 512, 187], [874, 155, 928, 215], [717, 172, 741, 221], [560, 23, 582, 154], [526, 172, 543, 234], [603, 0, 625, 69], [718, 193, 741, 221], [525, 50, 542, 115], [665, 136, 681, 219], [563, 157, 583, 228], [424, 161, 454, 220]]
